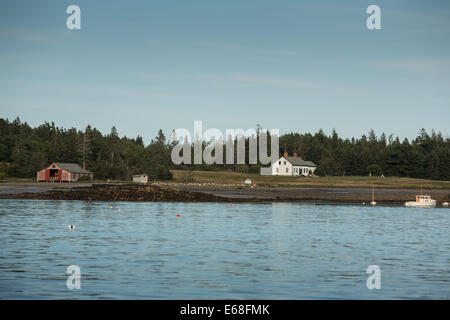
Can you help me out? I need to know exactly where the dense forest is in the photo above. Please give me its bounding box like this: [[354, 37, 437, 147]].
[[0, 117, 449, 181], [0, 117, 173, 181]]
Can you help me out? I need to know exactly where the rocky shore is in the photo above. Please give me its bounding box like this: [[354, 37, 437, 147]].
[[0, 184, 236, 202], [0, 183, 448, 205]]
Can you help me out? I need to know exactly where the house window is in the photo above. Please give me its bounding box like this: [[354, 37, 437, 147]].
[[276, 168, 279, 173], [284, 161, 286, 165], [279, 161, 281, 165], [286, 168, 289, 173]]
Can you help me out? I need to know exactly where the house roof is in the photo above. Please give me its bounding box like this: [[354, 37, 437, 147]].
[[52, 163, 92, 174], [284, 156, 316, 167]]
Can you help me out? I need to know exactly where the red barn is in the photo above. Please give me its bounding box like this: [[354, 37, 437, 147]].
[[37, 163, 93, 182]]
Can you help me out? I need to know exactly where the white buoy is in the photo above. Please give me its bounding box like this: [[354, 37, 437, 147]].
[[67, 225, 76, 229], [370, 201, 377, 206]]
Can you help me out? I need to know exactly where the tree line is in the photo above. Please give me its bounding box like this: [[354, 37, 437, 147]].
[[0, 117, 449, 181], [279, 129, 449, 180], [0, 117, 172, 180]]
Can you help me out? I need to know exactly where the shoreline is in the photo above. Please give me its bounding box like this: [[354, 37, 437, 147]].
[[0, 183, 448, 205]]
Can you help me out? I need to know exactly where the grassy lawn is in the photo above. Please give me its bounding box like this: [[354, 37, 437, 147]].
[[2, 172, 449, 190], [171, 170, 450, 189]]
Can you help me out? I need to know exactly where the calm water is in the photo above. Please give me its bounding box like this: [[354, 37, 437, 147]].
[[0, 199, 449, 299]]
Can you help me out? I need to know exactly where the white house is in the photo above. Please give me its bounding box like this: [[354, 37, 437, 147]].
[[261, 152, 317, 176], [133, 174, 148, 184]]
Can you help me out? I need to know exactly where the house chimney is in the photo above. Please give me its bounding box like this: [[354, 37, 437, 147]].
[[283, 152, 288, 158], [293, 152, 298, 158], [83, 161, 86, 170]]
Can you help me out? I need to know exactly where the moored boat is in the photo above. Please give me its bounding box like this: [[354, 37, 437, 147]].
[[404, 195, 436, 208], [370, 184, 376, 206]]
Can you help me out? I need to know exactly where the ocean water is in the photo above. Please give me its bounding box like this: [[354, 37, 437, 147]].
[[0, 199, 448, 299]]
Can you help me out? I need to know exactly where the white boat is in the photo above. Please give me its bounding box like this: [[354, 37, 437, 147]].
[[404, 195, 436, 208]]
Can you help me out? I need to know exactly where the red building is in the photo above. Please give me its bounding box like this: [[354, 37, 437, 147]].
[[37, 163, 93, 182]]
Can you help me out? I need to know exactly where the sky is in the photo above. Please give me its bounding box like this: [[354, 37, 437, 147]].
[[1, 0, 449, 143]]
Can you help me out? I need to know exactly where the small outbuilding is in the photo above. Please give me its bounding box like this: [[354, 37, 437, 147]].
[[37, 163, 93, 182], [242, 178, 252, 185], [133, 174, 148, 184]]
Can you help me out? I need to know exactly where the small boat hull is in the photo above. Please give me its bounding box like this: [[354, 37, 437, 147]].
[[404, 195, 436, 208], [404, 201, 436, 208]]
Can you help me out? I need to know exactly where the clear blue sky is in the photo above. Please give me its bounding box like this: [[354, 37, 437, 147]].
[[1, 0, 449, 142]]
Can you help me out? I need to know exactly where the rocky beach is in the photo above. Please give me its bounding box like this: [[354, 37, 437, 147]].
[[1, 183, 449, 205]]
